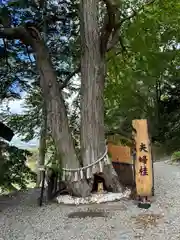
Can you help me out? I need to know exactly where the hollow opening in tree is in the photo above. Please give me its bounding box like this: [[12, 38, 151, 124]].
[[91, 173, 109, 193]]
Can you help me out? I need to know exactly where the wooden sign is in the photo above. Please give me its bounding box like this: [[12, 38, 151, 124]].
[[132, 119, 153, 197], [108, 143, 132, 164]]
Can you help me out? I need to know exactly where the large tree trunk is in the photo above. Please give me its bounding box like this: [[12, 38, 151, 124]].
[[30, 34, 90, 197], [80, 0, 122, 192]]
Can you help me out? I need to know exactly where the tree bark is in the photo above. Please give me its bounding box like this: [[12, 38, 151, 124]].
[[0, 22, 122, 197], [30, 33, 90, 197], [80, 0, 122, 192], [33, 42, 77, 168]]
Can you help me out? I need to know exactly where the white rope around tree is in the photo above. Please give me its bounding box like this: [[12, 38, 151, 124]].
[[38, 145, 111, 182], [61, 145, 111, 182], [62, 145, 108, 172]]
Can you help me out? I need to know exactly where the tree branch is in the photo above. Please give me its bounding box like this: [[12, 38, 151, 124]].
[[107, 0, 156, 51], [0, 25, 80, 91], [100, 0, 118, 54], [0, 26, 29, 43]]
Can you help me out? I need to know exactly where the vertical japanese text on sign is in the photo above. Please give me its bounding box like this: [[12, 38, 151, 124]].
[[139, 142, 148, 176], [139, 143, 148, 152]]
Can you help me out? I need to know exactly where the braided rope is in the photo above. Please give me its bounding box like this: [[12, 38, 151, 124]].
[[38, 146, 108, 172], [62, 146, 108, 172]]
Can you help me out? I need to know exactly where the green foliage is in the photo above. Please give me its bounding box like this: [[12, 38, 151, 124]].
[[0, 0, 81, 145], [171, 151, 180, 162], [107, 134, 132, 147], [3, 87, 43, 141], [105, 0, 180, 151], [1, 0, 180, 161], [45, 137, 63, 177], [0, 141, 36, 192]]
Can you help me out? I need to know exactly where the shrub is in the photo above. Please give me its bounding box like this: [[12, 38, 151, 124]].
[[171, 151, 180, 162], [0, 140, 36, 193]]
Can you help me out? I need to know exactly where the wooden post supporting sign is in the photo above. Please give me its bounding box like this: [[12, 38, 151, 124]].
[[132, 119, 153, 207]]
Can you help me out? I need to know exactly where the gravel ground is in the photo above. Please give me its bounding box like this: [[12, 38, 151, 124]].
[[1, 161, 180, 240]]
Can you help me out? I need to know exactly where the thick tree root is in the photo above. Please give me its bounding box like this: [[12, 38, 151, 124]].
[[100, 164, 123, 193], [64, 164, 122, 198], [66, 180, 92, 198]]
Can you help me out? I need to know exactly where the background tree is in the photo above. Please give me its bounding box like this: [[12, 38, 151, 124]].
[[105, 0, 180, 153], [0, 58, 35, 193], [1, 0, 180, 196]]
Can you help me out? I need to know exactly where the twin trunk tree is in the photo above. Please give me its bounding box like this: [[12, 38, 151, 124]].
[[0, 0, 153, 196]]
